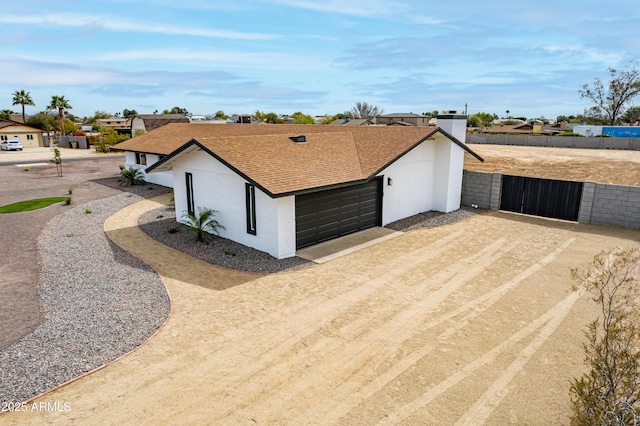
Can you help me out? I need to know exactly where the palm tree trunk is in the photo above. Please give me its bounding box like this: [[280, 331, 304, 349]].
[[21, 104, 26, 124], [59, 108, 65, 136]]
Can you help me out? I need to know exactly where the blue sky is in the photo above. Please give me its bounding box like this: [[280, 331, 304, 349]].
[[1, 0, 638, 120]]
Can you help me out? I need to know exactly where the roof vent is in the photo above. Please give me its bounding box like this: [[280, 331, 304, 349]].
[[289, 135, 306, 143]]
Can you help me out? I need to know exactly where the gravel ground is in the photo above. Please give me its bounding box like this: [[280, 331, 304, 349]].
[[138, 205, 484, 273], [138, 205, 314, 273], [384, 206, 483, 231], [0, 187, 171, 405]]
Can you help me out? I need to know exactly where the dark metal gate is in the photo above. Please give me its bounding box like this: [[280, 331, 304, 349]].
[[500, 175, 583, 221]]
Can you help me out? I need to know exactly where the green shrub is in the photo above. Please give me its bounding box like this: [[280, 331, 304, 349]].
[[118, 167, 146, 186], [181, 207, 225, 242]]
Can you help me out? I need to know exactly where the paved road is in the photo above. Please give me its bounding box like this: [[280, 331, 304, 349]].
[[0, 147, 123, 166]]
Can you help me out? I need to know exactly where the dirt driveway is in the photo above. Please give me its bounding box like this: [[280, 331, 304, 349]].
[[3, 198, 638, 425]]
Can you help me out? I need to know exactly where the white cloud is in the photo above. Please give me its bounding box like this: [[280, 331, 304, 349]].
[[268, 0, 396, 17], [0, 14, 280, 40], [93, 49, 330, 70]]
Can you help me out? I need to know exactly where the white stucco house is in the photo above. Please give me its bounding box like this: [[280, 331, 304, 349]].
[[113, 115, 482, 259]]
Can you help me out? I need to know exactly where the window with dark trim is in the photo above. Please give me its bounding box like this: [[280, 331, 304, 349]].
[[185, 172, 195, 216], [135, 152, 147, 166], [27, 134, 34, 140], [245, 183, 256, 235]]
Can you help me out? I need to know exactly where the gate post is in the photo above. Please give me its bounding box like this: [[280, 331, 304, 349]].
[[490, 173, 502, 210], [578, 181, 596, 224]]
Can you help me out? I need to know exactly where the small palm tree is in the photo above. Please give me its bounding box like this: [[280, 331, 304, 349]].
[[47, 95, 72, 136], [118, 166, 146, 186], [181, 207, 225, 242], [12, 90, 35, 123]]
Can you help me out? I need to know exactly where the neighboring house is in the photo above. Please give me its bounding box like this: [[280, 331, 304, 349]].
[[130, 114, 190, 136], [376, 113, 430, 126], [329, 118, 372, 126], [96, 117, 131, 134], [228, 114, 262, 124], [113, 115, 482, 259], [0, 119, 45, 148], [481, 120, 554, 135]]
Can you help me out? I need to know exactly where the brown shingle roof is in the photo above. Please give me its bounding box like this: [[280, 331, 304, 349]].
[[115, 124, 482, 196], [134, 114, 190, 132]]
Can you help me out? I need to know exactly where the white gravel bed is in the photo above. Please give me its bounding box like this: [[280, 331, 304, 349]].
[[0, 189, 170, 405]]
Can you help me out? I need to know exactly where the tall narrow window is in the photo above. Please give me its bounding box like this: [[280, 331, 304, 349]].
[[135, 152, 147, 165], [245, 183, 256, 235], [185, 172, 195, 216]]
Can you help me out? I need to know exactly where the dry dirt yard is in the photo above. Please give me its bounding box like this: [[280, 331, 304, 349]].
[[2, 198, 638, 425], [2, 145, 640, 425], [464, 144, 640, 186]]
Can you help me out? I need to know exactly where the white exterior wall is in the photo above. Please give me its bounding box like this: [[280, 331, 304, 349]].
[[130, 117, 146, 136], [377, 140, 436, 225], [432, 135, 465, 212], [123, 151, 173, 187], [172, 150, 296, 259]]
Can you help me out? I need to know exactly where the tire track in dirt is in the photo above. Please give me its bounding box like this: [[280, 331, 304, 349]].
[[128, 229, 471, 424], [201, 230, 476, 420], [379, 280, 581, 425], [455, 290, 580, 425], [235, 238, 516, 422], [329, 237, 576, 425]]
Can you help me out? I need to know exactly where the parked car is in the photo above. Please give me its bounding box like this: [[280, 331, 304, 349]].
[[1, 140, 23, 151]]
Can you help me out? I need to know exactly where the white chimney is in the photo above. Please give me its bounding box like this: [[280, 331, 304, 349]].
[[436, 111, 467, 144]]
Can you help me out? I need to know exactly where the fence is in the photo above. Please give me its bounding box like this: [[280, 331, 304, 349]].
[[461, 170, 640, 230], [466, 134, 640, 150], [57, 136, 89, 149]]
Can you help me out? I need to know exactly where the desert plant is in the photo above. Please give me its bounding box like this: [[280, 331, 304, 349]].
[[23, 166, 29, 171], [118, 167, 146, 186], [181, 207, 225, 242], [50, 142, 62, 177], [64, 197, 71, 205], [85, 208, 92, 214], [569, 247, 640, 425]]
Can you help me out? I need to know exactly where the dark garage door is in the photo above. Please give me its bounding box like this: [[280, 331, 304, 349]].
[[295, 178, 382, 249]]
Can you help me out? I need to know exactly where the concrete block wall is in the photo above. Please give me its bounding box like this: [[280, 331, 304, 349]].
[[461, 170, 502, 210], [462, 170, 640, 231], [461, 170, 492, 209], [467, 134, 640, 150], [584, 183, 640, 230]]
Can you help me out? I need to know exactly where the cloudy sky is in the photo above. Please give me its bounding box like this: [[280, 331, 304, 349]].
[[1, 0, 638, 120]]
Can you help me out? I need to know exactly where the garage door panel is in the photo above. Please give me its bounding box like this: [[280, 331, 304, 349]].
[[295, 178, 382, 249]]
